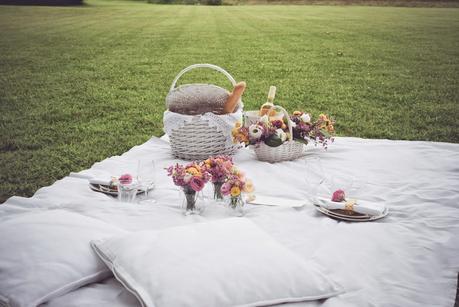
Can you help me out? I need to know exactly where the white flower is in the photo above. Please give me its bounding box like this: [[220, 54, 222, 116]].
[[289, 120, 297, 128], [260, 115, 269, 125], [276, 129, 287, 142], [300, 113, 311, 123], [183, 173, 192, 183], [249, 124, 263, 140]]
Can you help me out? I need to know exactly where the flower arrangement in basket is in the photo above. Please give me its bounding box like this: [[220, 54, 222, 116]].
[[233, 105, 335, 163], [290, 111, 335, 147]]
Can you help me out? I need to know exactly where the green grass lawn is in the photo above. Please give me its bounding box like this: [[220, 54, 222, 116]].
[[0, 0, 458, 202]]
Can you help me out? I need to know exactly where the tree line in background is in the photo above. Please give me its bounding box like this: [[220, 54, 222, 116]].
[[0, 0, 81, 4], [148, 0, 459, 4], [0, 0, 457, 13], [148, 0, 222, 4]]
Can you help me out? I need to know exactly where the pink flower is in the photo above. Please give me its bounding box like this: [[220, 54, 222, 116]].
[[332, 189, 345, 202], [183, 173, 193, 183], [119, 174, 132, 184], [189, 177, 205, 192], [221, 182, 232, 196], [223, 160, 233, 171]]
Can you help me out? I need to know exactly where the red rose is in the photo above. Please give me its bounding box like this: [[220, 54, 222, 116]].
[[332, 189, 345, 202]]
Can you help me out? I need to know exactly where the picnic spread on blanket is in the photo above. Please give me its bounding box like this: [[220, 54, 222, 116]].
[[0, 64, 458, 307]]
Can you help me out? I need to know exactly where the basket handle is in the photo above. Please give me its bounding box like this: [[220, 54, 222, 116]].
[[169, 64, 237, 92], [267, 105, 293, 141]]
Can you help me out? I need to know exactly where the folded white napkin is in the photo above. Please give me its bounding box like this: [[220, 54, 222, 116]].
[[88, 177, 114, 186], [316, 197, 385, 216], [247, 195, 306, 208]]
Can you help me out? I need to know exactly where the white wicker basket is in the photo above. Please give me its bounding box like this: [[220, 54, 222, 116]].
[[164, 64, 242, 161], [254, 141, 305, 163], [253, 105, 306, 163]]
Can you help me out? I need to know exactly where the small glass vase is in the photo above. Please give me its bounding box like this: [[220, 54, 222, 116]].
[[228, 195, 245, 217], [182, 186, 202, 215], [213, 182, 224, 202]]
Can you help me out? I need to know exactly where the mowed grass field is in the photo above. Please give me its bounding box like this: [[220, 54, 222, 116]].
[[0, 1, 458, 202]]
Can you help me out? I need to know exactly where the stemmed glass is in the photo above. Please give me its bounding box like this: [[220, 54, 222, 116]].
[[303, 156, 326, 205], [325, 174, 366, 200], [136, 160, 156, 204], [327, 175, 354, 195]]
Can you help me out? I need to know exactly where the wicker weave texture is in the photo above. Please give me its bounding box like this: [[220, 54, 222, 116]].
[[169, 120, 238, 160], [254, 141, 305, 163]]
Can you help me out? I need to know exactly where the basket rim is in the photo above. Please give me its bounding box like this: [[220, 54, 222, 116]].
[[253, 141, 305, 162], [168, 63, 237, 93]]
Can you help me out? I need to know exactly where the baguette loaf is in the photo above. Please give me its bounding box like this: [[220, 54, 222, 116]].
[[223, 81, 246, 114]]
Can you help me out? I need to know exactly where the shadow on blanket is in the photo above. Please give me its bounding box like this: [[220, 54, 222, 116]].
[[455, 274, 459, 307]]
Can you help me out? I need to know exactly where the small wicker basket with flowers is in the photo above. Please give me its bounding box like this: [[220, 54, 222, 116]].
[[233, 105, 335, 163]]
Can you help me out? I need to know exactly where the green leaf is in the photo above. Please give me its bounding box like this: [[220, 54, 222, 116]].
[[264, 135, 283, 147]]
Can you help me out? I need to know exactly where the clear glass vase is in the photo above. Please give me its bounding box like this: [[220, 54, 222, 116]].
[[213, 182, 224, 202], [182, 186, 202, 215], [228, 195, 245, 217]]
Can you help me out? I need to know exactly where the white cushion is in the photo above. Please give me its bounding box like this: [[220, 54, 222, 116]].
[[0, 209, 126, 307], [91, 218, 343, 307]]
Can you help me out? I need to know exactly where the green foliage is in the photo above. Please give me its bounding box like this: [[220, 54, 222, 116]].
[[148, 0, 200, 4], [223, 0, 459, 6], [147, 0, 221, 5], [0, 0, 82, 5], [0, 0, 458, 202], [205, 0, 222, 5]]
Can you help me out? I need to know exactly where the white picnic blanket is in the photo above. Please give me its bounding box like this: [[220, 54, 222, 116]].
[[1, 136, 458, 307]]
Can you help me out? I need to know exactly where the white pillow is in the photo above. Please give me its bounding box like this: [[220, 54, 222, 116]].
[[0, 209, 126, 307], [91, 218, 343, 307]]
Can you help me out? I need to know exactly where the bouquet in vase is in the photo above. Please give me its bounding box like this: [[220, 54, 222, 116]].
[[220, 166, 254, 215], [204, 156, 234, 200], [166, 162, 210, 214]]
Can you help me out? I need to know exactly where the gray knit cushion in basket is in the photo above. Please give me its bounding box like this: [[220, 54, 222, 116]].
[[166, 84, 230, 115]]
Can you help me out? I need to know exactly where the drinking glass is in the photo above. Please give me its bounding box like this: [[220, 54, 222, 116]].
[[328, 175, 355, 194], [325, 174, 366, 200], [137, 160, 156, 204], [118, 181, 139, 203], [303, 156, 325, 205]]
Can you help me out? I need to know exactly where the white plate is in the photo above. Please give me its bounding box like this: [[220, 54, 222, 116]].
[[314, 205, 389, 222], [323, 208, 371, 219]]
